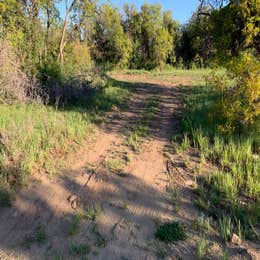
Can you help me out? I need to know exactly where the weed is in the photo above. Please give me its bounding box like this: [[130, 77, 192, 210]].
[[0, 187, 13, 207], [183, 157, 189, 168], [194, 196, 210, 212], [69, 243, 90, 256], [192, 215, 211, 234], [171, 188, 180, 211], [24, 226, 47, 248], [119, 201, 129, 210], [85, 204, 102, 221], [218, 215, 233, 242], [94, 233, 107, 248], [196, 237, 209, 259], [68, 209, 86, 235], [127, 125, 149, 152], [155, 222, 188, 243], [196, 237, 210, 259], [180, 134, 190, 152], [193, 163, 202, 175], [155, 242, 168, 258], [106, 159, 126, 173]]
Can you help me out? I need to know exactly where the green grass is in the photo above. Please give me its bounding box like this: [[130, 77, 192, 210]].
[[179, 82, 260, 241], [196, 237, 210, 259], [155, 222, 188, 243], [68, 209, 88, 236], [69, 243, 90, 256], [218, 215, 233, 243], [192, 215, 211, 234], [106, 158, 127, 174], [23, 226, 47, 248], [110, 68, 214, 77], [171, 188, 181, 211], [155, 242, 168, 258], [85, 203, 102, 221], [0, 79, 131, 206]]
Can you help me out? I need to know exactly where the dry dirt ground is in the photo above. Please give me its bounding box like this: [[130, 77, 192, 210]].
[[0, 74, 259, 260]]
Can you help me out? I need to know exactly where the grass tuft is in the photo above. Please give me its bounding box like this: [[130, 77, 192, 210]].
[[155, 222, 188, 243], [69, 243, 90, 256], [196, 237, 210, 259]]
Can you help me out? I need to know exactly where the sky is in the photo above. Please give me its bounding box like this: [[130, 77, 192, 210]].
[[58, 0, 200, 25], [108, 1, 199, 24]]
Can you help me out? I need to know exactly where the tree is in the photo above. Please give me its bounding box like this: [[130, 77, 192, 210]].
[[209, 0, 260, 59], [177, 6, 214, 68], [93, 3, 132, 69], [57, 0, 77, 65], [124, 3, 176, 69]]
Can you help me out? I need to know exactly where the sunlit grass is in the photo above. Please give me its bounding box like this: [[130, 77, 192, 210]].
[[179, 83, 260, 241], [0, 80, 131, 205]]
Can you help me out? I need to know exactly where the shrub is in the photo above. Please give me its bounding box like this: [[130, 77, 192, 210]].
[[0, 40, 29, 103], [207, 53, 260, 134], [155, 222, 188, 243]]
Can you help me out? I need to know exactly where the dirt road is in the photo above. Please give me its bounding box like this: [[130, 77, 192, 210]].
[[0, 74, 258, 260]]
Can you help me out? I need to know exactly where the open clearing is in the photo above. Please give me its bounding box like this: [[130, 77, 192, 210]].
[[0, 72, 259, 260]]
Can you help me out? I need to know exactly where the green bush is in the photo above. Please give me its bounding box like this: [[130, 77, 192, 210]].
[[206, 53, 260, 134], [155, 222, 188, 243]]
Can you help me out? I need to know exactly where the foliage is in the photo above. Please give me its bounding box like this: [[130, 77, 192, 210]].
[[207, 53, 260, 134], [155, 222, 188, 243], [209, 0, 260, 58], [177, 6, 214, 68], [124, 3, 177, 69], [93, 4, 133, 69]]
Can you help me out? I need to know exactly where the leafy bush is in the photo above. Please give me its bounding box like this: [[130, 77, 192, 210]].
[[155, 222, 188, 242], [206, 53, 260, 134]]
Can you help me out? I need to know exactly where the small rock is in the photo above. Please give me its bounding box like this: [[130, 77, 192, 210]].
[[231, 233, 241, 245]]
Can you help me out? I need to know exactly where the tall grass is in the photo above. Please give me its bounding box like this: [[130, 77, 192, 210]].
[[180, 83, 260, 241], [0, 79, 131, 205]]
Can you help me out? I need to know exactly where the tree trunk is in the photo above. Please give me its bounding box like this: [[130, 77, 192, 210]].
[[44, 7, 51, 62], [57, 0, 76, 65]]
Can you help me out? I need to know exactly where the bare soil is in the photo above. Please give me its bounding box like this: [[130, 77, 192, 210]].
[[0, 74, 259, 260]]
